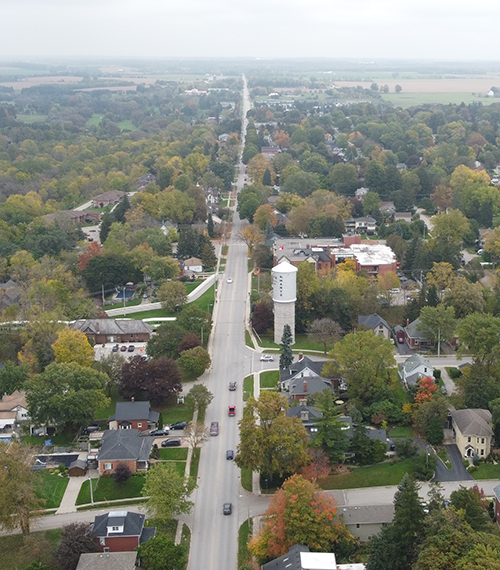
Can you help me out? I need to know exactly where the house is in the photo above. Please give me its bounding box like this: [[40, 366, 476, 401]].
[[379, 201, 396, 215], [183, 257, 203, 273], [354, 187, 369, 202], [403, 318, 433, 350], [357, 314, 392, 340], [451, 409, 493, 459], [92, 510, 156, 552], [286, 400, 323, 437], [92, 191, 125, 208], [71, 319, 154, 344], [393, 212, 412, 223], [340, 504, 395, 542], [279, 355, 328, 392], [261, 146, 280, 157], [97, 429, 154, 473], [0, 279, 21, 310], [134, 173, 156, 190], [0, 391, 29, 425], [76, 552, 138, 570], [289, 377, 334, 401], [261, 543, 365, 570], [399, 354, 434, 389], [109, 401, 159, 431], [44, 210, 101, 225], [345, 216, 377, 235], [68, 458, 87, 477]]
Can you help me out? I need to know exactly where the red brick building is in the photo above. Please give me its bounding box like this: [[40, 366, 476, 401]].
[[108, 400, 159, 431], [97, 429, 154, 474], [92, 511, 155, 552]]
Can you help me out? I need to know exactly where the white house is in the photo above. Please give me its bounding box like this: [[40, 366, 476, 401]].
[[183, 257, 203, 273], [399, 354, 433, 389], [0, 391, 29, 429]]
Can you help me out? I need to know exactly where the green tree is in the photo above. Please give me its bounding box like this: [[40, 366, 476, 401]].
[[185, 384, 213, 413], [0, 361, 29, 397], [177, 346, 211, 381], [235, 391, 310, 480], [308, 318, 343, 355], [348, 426, 387, 465], [207, 213, 215, 238], [428, 209, 470, 266], [201, 241, 217, 270], [25, 363, 109, 431], [55, 522, 96, 570], [262, 168, 272, 186], [137, 535, 187, 570], [313, 389, 349, 463], [417, 305, 457, 356], [147, 322, 188, 359], [142, 463, 194, 520], [450, 486, 491, 531], [279, 324, 293, 369], [51, 328, 94, 368], [157, 281, 187, 313]]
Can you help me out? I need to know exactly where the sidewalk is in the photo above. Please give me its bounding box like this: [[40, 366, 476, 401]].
[[56, 466, 98, 515]]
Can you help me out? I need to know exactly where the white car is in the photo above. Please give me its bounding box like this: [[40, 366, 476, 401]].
[[260, 354, 274, 362], [227, 277, 233, 284]]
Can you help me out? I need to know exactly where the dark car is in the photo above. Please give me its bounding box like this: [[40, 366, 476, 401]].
[[210, 421, 219, 436], [223, 502, 232, 515], [229, 382, 236, 391], [120, 345, 127, 352], [84, 424, 100, 434], [127, 345, 135, 352], [161, 438, 181, 447], [226, 450, 234, 460], [170, 421, 189, 430], [150, 428, 170, 436], [112, 344, 119, 352]]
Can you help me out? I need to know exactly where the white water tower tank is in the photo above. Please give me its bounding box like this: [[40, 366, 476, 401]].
[[272, 260, 297, 345]]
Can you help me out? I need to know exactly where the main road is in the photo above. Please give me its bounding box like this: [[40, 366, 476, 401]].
[[187, 76, 256, 570]]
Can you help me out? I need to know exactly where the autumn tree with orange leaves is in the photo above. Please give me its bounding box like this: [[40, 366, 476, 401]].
[[249, 474, 355, 564], [78, 241, 102, 271], [414, 376, 437, 405]]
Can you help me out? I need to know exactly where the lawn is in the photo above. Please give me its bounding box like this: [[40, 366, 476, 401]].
[[245, 330, 253, 348], [320, 459, 415, 490], [117, 119, 138, 131], [22, 432, 76, 447], [436, 446, 452, 469], [471, 462, 500, 480], [221, 245, 229, 256], [189, 448, 200, 479], [35, 470, 70, 509], [243, 375, 253, 401], [258, 333, 326, 353], [158, 447, 188, 460], [0, 529, 61, 570], [16, 114, 48, 124], [381, 92, 488, 109], [158, 396, 194, 423], [260, 370, 279, 388], [241, 467, 253, 492], [76, 474, 146, 505], [128, 308, 170, 320], [389, 426, 414, 438], [104, 298, 142, 310], [238, 519, 254, 569], [95, 385, 123, 420]]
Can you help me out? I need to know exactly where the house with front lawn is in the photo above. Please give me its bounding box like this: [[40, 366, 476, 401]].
[[97, 429, 154, 473], [279, 355, 328, 392], [451, 408, 493, 459], [109, 400, 159, 431], [399, 354, 434, 389], [358, 314, 392, 340], [92, 510, 155, 552]]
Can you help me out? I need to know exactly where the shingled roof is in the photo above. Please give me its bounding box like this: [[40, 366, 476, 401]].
[[110, 401, 159, 424], [98, 430, 154, 462], [72, 319, 154, 335], [451, 409, 493, 438]]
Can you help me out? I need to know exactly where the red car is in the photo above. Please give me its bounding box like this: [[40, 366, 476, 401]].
[[228, 405, 236, 417]]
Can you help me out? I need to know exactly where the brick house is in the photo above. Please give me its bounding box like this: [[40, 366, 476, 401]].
[[92, 511, 155, 552], [97, 429, 154, 473], [71, 319, 154, 344], [77, 552, 138, 570], [92, 191, 125, 208], [108, 401, 159, 431]]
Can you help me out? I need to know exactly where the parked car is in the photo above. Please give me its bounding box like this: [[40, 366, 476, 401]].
[[396, 331, 405, 344], [210, 421, 219, 436], [112, 344, 119, 352], [260, 354, 274, 362], [223, 502, 232, 515], [84, 424, 100, 434], [226, 449, 234, 460], [228, 405, 236, 416], [127, 345, 135, 352], [229, 382, 237, 391], [477, 249, 485, 256], [170, 421, 189, 430], [120, 345, 127, 352], [161, 438, 181, 447], [150, 428, 170, 436]]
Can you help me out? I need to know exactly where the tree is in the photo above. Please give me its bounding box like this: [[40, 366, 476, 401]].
[[450, 485, 491, 531], [176, 304, 212, 344], [313, 389, 350, 464], [348, 426, 387, 465], [324, 331, 396, 406], [119, 356, 182, 406], [240, 225, 264, 253], [184, 421, 209, 452], [299, 448, 331, 482], [142, 463, 194, 520], [445, 277, 485, 318], [426, 262, 455, 300], [395, 84, 402, 93], [253, 204, 277, 231], [112, 462, 132, 485], [147, 322, 188, 359], [81, 251, 140, 293], [279, 324, 293, 370], [262, 167, 272, 186], [177, 332, 202, 354], [455, 313, 500, 370], [185, 384, 213, 413], [137, 535, 187, 570], [201, 241, 217, 270], [251, 301, 274, 334], [413, 398, 448, 442], [249, 474, 354, 564], [207, 213, 215, 238], [0, 442, 46, 535], [177, 346, 211, 381], [0, 361, 29, 397], [157, 281, 187, 313], [308, 318, 343, 354], [55, 522, 96, 570], [51, 328, 94, 368], [25, 363, 109, 431], [428, 209, 470, 266], [417, 305, 457, 356], [93, 351, 125, 396], [235, 391, 310, 480]]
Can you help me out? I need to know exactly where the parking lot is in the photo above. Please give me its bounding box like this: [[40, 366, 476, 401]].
[[93, 341, 148, 362]]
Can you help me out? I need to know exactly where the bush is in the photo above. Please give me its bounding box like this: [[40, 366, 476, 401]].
[[394, 438, 419, 460], [113, 462, 133, 484], [433, 369, 441, 380], [448, 367, 462, 379], [412, 450, 437, 481]]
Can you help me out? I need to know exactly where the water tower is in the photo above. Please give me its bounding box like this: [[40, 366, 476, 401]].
[[272, 260, 297, 345]]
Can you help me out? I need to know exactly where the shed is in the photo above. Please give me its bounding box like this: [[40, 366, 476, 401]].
[[69, 458, 88, 477]]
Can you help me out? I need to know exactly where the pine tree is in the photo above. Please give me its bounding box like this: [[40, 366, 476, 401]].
[[207, 213, 215, 238], [279, 324, 293, 369], [113, 194, 130, 224], [426, 285, 439, 307], [262, 167, 272, 186], [201, 242, 217, 270], [99, 211, 114, 244]]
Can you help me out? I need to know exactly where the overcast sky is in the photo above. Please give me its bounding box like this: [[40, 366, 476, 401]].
[[0, 0, 498, 61]]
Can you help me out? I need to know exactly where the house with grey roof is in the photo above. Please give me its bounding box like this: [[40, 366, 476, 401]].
[[399, 354, 434, 389], [286, 400, 323, 438], [109, 400, 159, 431], [261, 543, 365, 570], [451, 409, 493, 459], [345, 216, 377, 235], [279, 355, 337, 400], [0, 279, 20, 311], [358, 314, 392, 340], [71, 319, 154, 345], [92, 510, 155, 552], [77, 552, 137, 570], [403, 318, 433, 349], [339, 504, 395, 542], [92, 190, 125, 208], [97, 430, 154, 473]]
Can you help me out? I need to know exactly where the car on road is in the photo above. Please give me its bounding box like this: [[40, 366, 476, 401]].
[[226, 450, 234, 460], [112, 344, 119, 352], [228, 405, 236, 416], [260, 354, 274, 361], [127, 345, 135, 352], [161, 438, 181, 447], [229, 382, 236, 391], [227, 277, 233, 284], [150, 428, 170, 436], [210, 421, 219, 436], [120, 345, 127, 352], [170, 421, 189, 430], [223, 502, 232, 515]]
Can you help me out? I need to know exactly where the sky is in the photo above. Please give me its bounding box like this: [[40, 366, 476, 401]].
[[0, 0, 498, 61]]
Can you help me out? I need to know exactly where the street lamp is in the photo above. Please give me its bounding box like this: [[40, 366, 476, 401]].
[[89, 475, 94, 505]]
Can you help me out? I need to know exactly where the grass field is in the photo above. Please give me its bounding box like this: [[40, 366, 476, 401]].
[[389, 426, 414, 438], [104, 298, 142, 310], [16, 114, 48, 123], [238, 519, 254, 569], [320, 459, 414, 490], [0, 529, 61, 570], [436, 446, 452, 469], [189, 448, 200, 480], [86, 114, 102, 127], [381, 92, 490, 108], [117, 119, 137, 131], [471, 462, 500, 480], [260, 370, 279, 388], [35, 470, 70, 509], [76, 475, 146, 505], [128, 308, 169, 320], [158, 447, 188, 461], [243, 375, 253, 401], [241, 467, 253, 492]]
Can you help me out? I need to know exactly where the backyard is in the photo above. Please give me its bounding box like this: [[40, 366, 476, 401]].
[[0, 530, 61, 570], [35, 470, 70, 509]]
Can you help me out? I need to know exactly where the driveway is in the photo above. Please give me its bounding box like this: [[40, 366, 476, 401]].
[[433, 444, 473, 482]]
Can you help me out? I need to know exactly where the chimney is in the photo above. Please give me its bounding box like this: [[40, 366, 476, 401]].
[[303, 380, 307, 393], [300, 409, 309, 421], [298, 353, 304, 362], [131, 397, 135, 403], [406, 319, 409, 327]]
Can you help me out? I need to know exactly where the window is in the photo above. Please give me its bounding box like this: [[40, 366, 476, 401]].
[[137, 422, 142, 428], [468, 437, 471, 443], [111, 526, 119, 531], [104, 548, 109, 553], [356, 524, 360, 528], [482, 438, 485, 444], [481, 449, 484, 456], [104, 463, 112, 470]]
